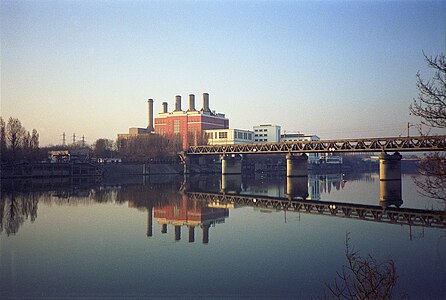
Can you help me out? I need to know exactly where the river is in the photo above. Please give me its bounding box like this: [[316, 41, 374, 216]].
[[1, 172, 445, 299]]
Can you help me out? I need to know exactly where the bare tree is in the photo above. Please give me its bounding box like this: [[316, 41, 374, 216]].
[[413, 152, 446, 203], [409, 53, 446, 205], [324, 233, 400, 300], [0, 117, 7, 161], [410, 53, 446, 128], [6, 117, 26, 161]]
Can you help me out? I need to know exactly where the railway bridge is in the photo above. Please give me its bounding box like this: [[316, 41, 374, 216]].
[[180, 135, 446, 180]]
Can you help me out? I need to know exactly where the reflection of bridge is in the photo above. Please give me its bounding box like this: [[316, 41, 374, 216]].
[[188, 192, 446, 228]]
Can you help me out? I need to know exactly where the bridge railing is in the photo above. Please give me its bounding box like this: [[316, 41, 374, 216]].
[[186, 135, 446, 155]]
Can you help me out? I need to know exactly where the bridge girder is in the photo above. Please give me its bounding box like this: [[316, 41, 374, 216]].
[[186, 135, 446, 155]]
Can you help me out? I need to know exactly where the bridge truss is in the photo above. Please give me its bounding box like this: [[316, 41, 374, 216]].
[[186, 135, 446, 155], [188, 192, 446, 228]]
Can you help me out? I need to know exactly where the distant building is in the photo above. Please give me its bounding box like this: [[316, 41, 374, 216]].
[[281, 133, 320, 143], [253, 124, 281, 143], [281, 132, 321, 163], [205, 129, 254, 145], [48, 148, 90, 163], [117, 127, 150, 140]]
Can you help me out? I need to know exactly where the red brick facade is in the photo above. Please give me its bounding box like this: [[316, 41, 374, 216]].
[[154, 112, 229, 148]]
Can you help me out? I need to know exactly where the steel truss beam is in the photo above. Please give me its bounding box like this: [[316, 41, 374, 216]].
[[186, 135, 446, 155], [188, 192, 446, 228]]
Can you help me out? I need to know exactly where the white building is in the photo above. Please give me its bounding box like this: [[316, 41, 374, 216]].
[[205, 129, 254, 145], [253, 124, 281, 143], [281, 133, 320, 142], [281, 132, 321, 163]]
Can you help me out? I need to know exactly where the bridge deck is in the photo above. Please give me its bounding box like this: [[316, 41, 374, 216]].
[[188, 192, 446, 228], [186, 135, 446, 155]]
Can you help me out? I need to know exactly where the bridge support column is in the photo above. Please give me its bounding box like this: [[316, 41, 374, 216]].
[[188, 226, 195, 243], [146, 206, 153, 237], [201, 223, 210, 244], [286, 176, 309, 200], [221, 154, 242, 175], [379, 152, 403, 208], [221, 174, 242, 194], [286, 153, 308, 177]]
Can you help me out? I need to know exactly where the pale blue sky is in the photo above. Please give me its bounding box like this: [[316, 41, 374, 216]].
[[1, 0, 445, 145]]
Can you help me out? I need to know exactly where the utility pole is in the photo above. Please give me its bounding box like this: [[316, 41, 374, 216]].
[[62, 132, 66, 146], [72, 133, 76, 145], [82, 135, 85, 147]]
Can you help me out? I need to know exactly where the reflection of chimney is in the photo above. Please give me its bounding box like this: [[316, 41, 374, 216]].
[[188, 226, 195, 243], [147, 98, 154, 132], [162, 102, 168, 113], [188, 94, 196, 111], [161, 224, 167, 234], [202, 223, 210, 244], [175, 95, 182, 111], [202, 93, 210, 112], [175, 225, 181, 241], [147, 207, 153, 237]]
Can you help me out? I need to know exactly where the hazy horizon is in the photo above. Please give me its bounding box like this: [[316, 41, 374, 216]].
[[1, 1, 445, 146]]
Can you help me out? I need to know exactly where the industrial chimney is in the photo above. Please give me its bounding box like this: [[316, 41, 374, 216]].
[[202, 93, 210, 112], [162, 102, 168, 113], [188, 94, 196, 111], [147, 98, 154, 132], [175, 95, 182, 111]]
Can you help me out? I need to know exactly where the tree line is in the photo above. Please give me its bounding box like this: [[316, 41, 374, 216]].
[[0, 116, 208, 163], [0, 117, 40, 162]]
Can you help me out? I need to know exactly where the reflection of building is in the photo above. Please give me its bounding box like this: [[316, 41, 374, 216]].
[[253, 124, 281, 143], [151, 194, 229, 244]]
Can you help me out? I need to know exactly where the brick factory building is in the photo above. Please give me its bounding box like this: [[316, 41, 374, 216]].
[[152, 93, 229, 148]]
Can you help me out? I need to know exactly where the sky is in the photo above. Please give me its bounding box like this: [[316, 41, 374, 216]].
[[1, 0, 445, 146]]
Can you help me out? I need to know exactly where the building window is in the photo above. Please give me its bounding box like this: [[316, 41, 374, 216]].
[[174, 120, 180, 134], [219, 132, 228, 139]]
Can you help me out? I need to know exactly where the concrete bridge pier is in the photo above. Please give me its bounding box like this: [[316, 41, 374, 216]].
[[286, 176, 309, 200], [221, 154, 242, 175], [188, 226, 195, 243], [379, 152, 403, 208], [146, 206, 153, 237], [201, 223, 210, 244], [380, 180, 403, 209], [286, 153, 308, 177], [221, 174, 242, 194]]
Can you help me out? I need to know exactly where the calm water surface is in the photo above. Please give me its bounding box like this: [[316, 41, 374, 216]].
[[1, 172, 445, 299]]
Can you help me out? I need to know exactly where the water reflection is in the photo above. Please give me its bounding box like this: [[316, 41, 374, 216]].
[[2, 173, 445, 239], [139, 194, 229, 244]]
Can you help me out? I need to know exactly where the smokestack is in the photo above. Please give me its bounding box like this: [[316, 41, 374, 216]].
[[147, 98, 154, 132], [202, 93, 210, 112], [188, 94, 196, 111], [175, 95, 182, 111], [162, 102, 168, 113]]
